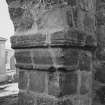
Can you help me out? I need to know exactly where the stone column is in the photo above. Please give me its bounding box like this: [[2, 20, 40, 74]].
[[6, 0, 97, 105]]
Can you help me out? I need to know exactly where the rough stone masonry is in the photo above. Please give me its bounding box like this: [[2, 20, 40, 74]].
[[6, 0, 105, 105]]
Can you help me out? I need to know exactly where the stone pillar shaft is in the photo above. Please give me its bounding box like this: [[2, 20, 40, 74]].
[[6, 0, 97, 105]]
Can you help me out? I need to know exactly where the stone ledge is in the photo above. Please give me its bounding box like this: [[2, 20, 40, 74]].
[[11, 29, 97, 49]]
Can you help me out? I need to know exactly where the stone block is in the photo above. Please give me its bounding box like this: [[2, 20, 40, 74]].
[[79, 0, 94, 11], [15, 50, 32, 64], [67, 0, 77, 6], [29, 71, 47, 93], [86, 35, 97, 47], [48, 71, 61, 97], [79, 51, 92, 71], [95, 63, 105, 83], [32, 48, 53, 65], [84, 13, 95, 33], [96, 47, 105, 61], [96, 26, 105, 46], [96, 4, 105, 25], [18, 92, 35, 105], [19, 70, 29, 89], [48, 71, 78, 97], [93, 86, 105, 105], [80, 71, 92, 94]]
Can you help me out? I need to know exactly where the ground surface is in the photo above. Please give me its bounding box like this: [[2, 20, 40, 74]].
[[0, 95, 18, 105], [0, 83, 18, 105]]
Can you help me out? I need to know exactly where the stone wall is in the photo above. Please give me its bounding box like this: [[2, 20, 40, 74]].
[[93, 0, 105, 105], [6, 0, 105, 105]]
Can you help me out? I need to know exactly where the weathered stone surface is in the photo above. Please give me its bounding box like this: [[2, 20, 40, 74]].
[[84, 13, 95, 33], [36, 96, 73, 105], [57, 99, 72, 105], [95, 63, 105, 83], [14, 48, 80, 70], [19, 91, 73, 105], [67, 0, 77, 6], [60, 71, 78, 96], [79, 0, 94, 11], [6, 0, 20, 5], [96, 4, 105, 25], [48, 71, 77, 97], [8, 1, 71, 34], [96, 0, 105, 7], [28, 71, 46, 93], [14, 48, 79, 70], [15, 50, 32, 64], [96, 47, 105, 61], [9, 8, 24, 20], [19, 70, 29, 89], [11, 29, 97, 49], [6, 0, 96, 105], [18, 92, 35, 105], [32, 48, 53, 65], [86, 35, 96, 47], [29, 71, 47, 93], [93, 86, 105, 105], [96, 26, 105, 46], [80, 71, 92, 94], [11, 34, 46, 48], [77, 95, 91, 105], [48, 71, 61, 97], [79, 51, 92, 71]]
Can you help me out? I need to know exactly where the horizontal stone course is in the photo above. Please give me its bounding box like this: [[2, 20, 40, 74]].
[[14, 48, 93, 71], [14, 48, 80, 70], [10, 29, 97, 49]]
